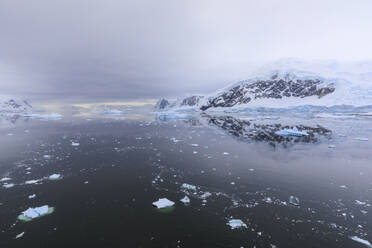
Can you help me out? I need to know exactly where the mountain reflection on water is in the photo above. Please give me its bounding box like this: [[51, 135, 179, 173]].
[[202, 114, 332, 147]]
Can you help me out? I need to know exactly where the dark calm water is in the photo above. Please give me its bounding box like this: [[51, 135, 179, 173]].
[[0, 113, 371, 248]]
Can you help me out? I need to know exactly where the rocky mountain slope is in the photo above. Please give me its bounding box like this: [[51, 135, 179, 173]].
[[0, 97, 32, 114], [156, 59, 372, 111]]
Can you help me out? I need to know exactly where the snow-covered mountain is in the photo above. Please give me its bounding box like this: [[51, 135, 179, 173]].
[[157, 59, 372, 111], [0, 97, 32, 114]]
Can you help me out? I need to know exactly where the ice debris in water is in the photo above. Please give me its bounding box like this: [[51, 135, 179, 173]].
[[25, 179, 41, 184], [181, 183, 197, 191], [18, 205, 54, 221], [49, 174, 61, 180], [223, 152, 229, 155], [3, 183, 15, 188], [353, 137, 369, 141], [190, 144, 199, 147], [328, 145, 336, 148], [43, 155, 51, 159], [180, 196, 190, 204], [289, 196, 300, 206], [28, 194, 36, 199], [0, 177, 11, 182], [152, 198, 175, 209], [275, 127, 308, 137], [71, 142, 80, 146], [15, 232, 25, 239], [227, 219, 247, 229], [350, 236, 372, 247]]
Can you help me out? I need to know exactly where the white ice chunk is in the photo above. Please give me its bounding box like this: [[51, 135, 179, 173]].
[[289, 196, 300, 206], [22, 205, 49, 219], [328, 145, 336, 148], [71, 142, 80, 146], [0, 177, 11, 182], [180, 196, 190, 204], [28, 194, 36, 199], [190, 144, 199, 147], [223, 152, 229, 155], [181, 183, 197, 191], [350, 236, 372, 247], [49, 174, 61, 180], [15, 232, 25, 239], [152, 198, 175, 209], [354, 137, 369, 141], [25, 179, 41, 184], [3, 183, 14, 188], [227, 219, 247, 229]]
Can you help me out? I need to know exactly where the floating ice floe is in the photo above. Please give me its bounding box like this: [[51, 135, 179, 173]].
[[49, 174, 61, 180], [227, 219, 247, 229], [328, 145, 336, 148], [354, 137, 369, 141], [3, 183, 15, 188], [18, 205, 55, 221], [181, 183, 197, 191], [223, 152, 229, 155], [15, 232, 25, 239], [152, 198, 175, 209], [71, 142, 80, 146], [275, 127, 308, 137], [43, 155, 51, 159], [289, 196, 300, 206], [190, 144, 199, 147], [25, 179, 41, 185], [28, 194, 36, 199], [339, 185, 348, 189], [170, 137, 180, 143], [180, 196, 190, 204], [0, 177, 11, 182], [350, 236, 372, 247]]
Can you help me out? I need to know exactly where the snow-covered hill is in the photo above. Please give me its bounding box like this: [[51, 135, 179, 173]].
[[158, 59, 372, 112], [0, 97, 32, 114]]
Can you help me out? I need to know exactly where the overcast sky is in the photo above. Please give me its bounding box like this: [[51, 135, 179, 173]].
[[1, 0, 372, 102]]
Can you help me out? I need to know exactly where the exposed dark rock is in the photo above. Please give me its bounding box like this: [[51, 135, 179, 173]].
[[155, 98, 170, 110], [180, 95, 204, 107], [200, 73, 335, 110]]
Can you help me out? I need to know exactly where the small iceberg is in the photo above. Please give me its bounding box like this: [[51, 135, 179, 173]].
[[0, 177, 11, 182], [15, 232, 25, 239], [181, 183, 197, 191], [227, 219, 247, 229], [28, 194, 36, 199], [275, 127, 308, 137], [49, 174, 61, 180], [3, 183, 15, 188], [18, 205, 55, 222], [350, 236, 372, 247], [289, 196, 300, 206], [328, 145, 336, 148], [152, 198, 175, 209], [25, 179, 41, 185], [180, 196, 190, 204], [71, 142, 80, 146], [354, 137, 369, 141]]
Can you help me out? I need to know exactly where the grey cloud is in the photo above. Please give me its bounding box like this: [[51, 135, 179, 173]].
[[1, 0, 372, 102]]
